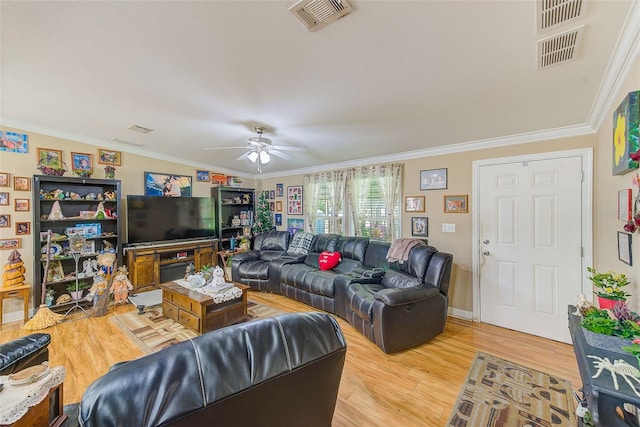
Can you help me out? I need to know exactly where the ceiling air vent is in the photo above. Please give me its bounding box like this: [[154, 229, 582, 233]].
[[537, 0, 585, 33], [289, 0, 354, 32], [127, 124, 154, 134], [537, 26, 583, 69]]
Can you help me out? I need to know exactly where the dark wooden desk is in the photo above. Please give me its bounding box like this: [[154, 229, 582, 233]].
[[568, 305, 640, 426]]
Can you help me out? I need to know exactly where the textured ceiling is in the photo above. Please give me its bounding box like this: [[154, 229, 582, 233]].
[[1, 1, 638, 177]]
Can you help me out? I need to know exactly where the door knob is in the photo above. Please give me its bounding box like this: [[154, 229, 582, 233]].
[[482, 251, 490, 256], [483, 240, 490, 244]]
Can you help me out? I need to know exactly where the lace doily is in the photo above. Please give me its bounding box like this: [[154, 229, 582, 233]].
[[0, 365, 66, 425], [173, 279, 243, 303]]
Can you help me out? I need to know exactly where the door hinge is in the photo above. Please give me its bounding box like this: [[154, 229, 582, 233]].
[[580, 171, 584, 182], [581, 246, 584, 257]]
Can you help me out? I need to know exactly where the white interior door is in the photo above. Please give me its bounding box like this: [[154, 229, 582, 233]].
[[478, 156, 583, 343]]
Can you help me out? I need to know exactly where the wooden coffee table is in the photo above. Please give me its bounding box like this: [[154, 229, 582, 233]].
[[158, 281, 249, 334]]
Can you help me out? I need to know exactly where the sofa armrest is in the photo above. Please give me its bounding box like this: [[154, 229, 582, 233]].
[[0, 333, 51, 375], [231, 250, 260, 263], [374, 286, 440, 306]]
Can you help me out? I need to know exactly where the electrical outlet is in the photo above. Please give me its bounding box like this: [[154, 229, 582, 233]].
[[442, 223, 456, 233]]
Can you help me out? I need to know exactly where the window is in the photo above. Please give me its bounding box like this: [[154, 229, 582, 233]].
[[304, 163, 402, 242], [349, 176, 400, 242], [314, 182, 343, 234]]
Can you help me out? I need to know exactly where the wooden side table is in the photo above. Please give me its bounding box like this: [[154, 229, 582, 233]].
[[0, 283, 30, 327], [217, 249, 249, 280]]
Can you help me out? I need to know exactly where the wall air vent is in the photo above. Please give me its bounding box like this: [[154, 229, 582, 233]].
[[289, 0, 354, 32], [537, 26, 584, 69], [127, 124, 154, 134], [537, 0, 585, 33]]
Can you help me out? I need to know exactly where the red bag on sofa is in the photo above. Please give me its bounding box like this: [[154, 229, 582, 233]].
[[318, 251, 342, 270]]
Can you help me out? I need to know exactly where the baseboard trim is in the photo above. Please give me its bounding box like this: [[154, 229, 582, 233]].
[[448, 307, 473, 320]]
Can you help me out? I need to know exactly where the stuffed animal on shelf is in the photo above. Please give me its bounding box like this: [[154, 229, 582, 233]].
[[110, 266, 133, 305]]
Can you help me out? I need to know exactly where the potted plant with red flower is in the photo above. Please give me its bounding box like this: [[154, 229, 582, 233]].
[[587, 266, 631, 309]]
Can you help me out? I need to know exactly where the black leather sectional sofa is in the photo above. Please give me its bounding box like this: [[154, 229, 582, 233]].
[[232, 231, 453, 353]]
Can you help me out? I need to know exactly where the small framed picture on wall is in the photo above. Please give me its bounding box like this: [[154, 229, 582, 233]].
[[14, 199, 30, 212], [15, 221, 30, 235], [618, 231, 633, 266], [13, 176, 30, 191]]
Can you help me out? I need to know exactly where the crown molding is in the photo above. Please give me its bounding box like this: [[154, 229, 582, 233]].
[[0, 118, 251, 178], [587, 0, 640, 131], [256, 123, 595, 179]]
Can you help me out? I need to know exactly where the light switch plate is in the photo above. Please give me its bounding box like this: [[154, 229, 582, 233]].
[[442, 223, 456, 233]]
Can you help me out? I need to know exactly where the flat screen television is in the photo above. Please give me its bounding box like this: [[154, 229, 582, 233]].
[[126, 195, 216, 245]]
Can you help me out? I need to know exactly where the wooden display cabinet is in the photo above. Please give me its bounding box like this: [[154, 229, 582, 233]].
[[125, 240, 218, 294]]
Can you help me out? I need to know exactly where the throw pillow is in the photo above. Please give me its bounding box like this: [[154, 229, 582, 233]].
[[318, 251, 342, 270], [286, 231, 314, 256]]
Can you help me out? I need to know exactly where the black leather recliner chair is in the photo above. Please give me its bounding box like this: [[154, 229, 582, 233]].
[[344, 245, 453, 353], [231, 230, 291, 292], [70, 312, 347, 427], [0, 333, 51, 375]]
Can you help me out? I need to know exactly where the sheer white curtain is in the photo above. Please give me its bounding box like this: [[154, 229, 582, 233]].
[[326, 170, 347, 234], [347, 167, 371, 237], [347, 163, 404, 241], [304, 170, 348, 234], [303, 173, 324, 233], [376, 163, 403, 241]]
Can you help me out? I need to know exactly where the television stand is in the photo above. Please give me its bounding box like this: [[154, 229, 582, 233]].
[[125, 240, 218, 294]]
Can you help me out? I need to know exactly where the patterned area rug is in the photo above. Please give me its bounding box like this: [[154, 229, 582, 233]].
[[110, 301, 285, 354], [447, 352, 576, 427]]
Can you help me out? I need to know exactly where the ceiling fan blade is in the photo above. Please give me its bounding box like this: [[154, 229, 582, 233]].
[[236, 151, 252, 161], [269, 149, 293, 160], [271, 145, 308, 152], [203, 146, 248, 150]]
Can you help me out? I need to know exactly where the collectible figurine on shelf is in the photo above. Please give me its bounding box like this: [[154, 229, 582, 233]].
[[110, 266, 133, 305], [82, 258, 98, 277], [47, 200, 65, 220]]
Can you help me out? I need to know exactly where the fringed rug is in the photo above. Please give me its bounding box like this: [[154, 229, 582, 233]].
[[447, 352, 576, 427], [110, 301, 285, 354]]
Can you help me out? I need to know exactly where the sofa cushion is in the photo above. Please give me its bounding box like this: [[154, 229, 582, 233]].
[[346, 283, 386, 320], [335, 237, 369, 264], [318, 251, 342, 270], [254, 230, 290, 252], [308, 233, 340, 254], [287, 232, 314, 256]]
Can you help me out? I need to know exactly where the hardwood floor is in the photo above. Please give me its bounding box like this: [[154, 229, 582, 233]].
[[0, 292, 581, 426]]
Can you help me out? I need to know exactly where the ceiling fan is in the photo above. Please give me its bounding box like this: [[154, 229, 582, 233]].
[[205, 126, 307, 172]]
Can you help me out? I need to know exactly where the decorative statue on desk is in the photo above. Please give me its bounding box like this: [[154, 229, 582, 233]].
[[212, 265, 226, 287]]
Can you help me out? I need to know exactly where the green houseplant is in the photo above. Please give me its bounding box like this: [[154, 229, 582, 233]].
[[67, 280, 91, 300], [587, 266, 631, 309]]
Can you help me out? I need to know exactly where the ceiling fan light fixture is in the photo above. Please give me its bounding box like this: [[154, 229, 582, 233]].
[[247, 151, 259, 163], [260, 150, 271, 164]]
